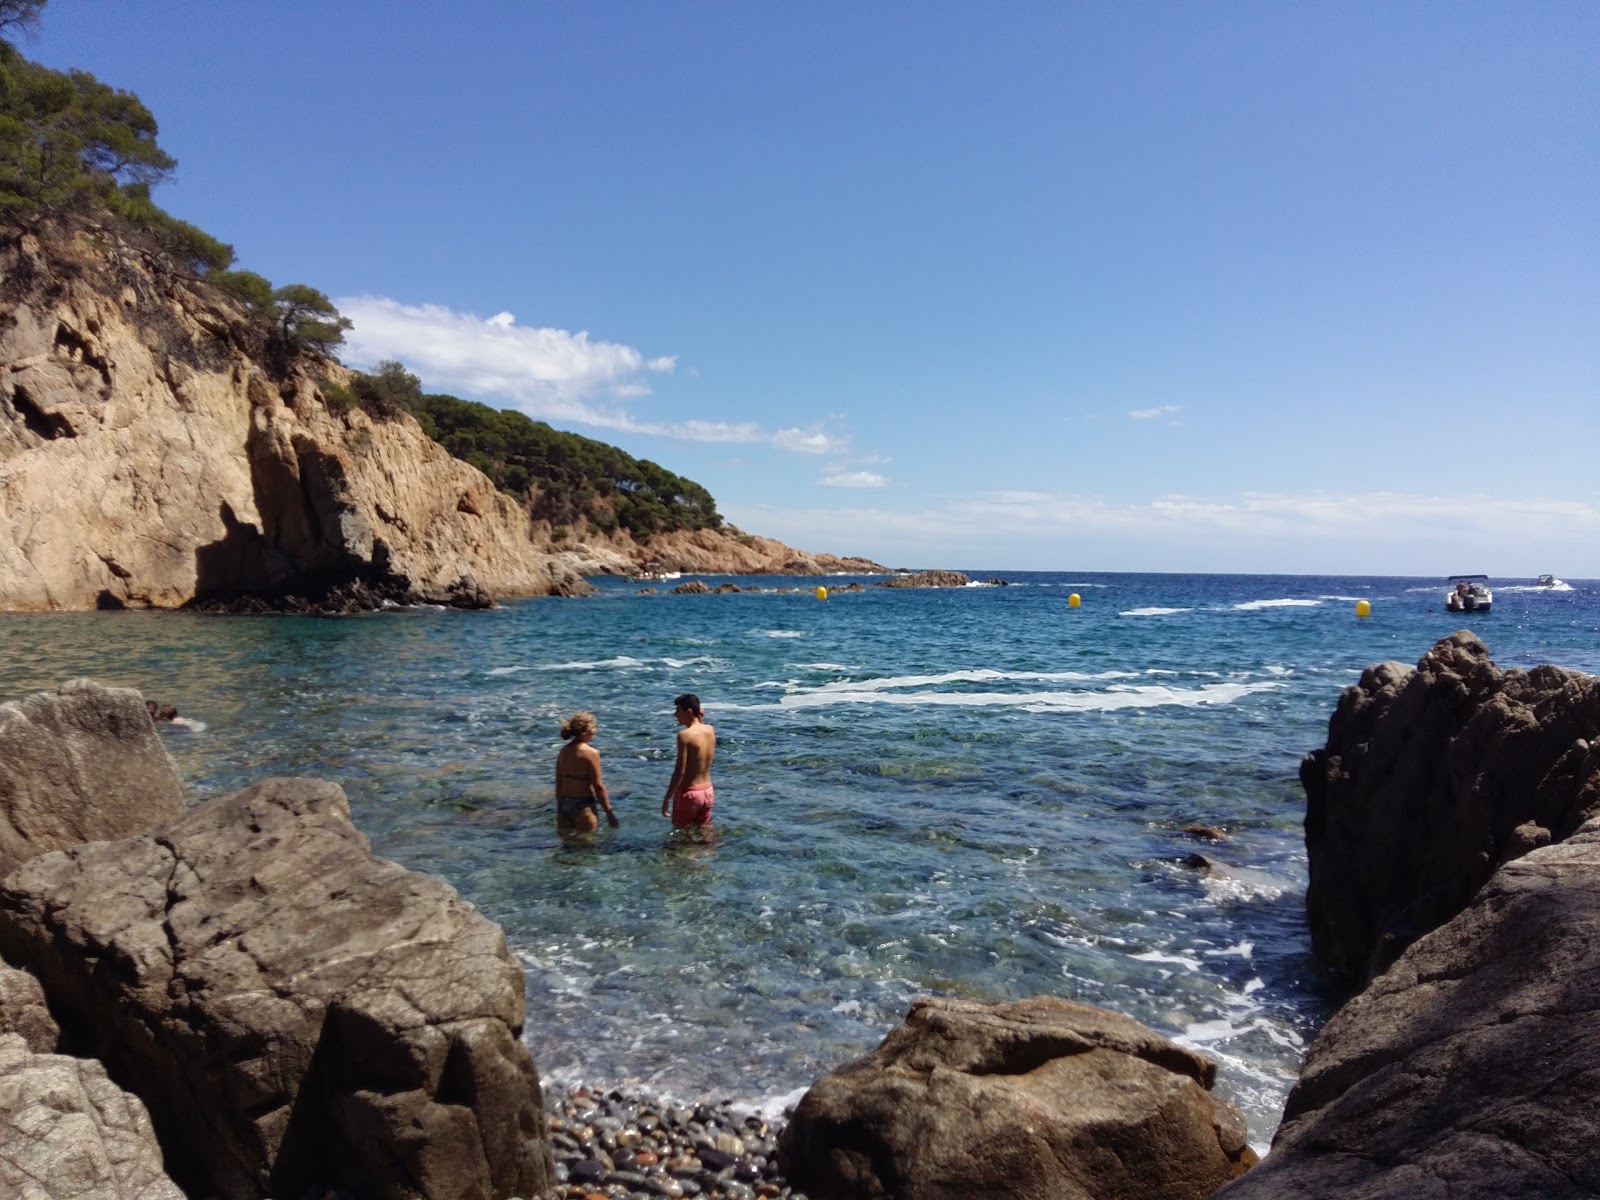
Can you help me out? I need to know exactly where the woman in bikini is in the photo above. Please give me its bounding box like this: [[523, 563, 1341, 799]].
[[555, 711, 618, 834]]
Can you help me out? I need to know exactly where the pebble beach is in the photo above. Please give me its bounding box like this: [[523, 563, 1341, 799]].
[[543, 1086, 802, 1200]]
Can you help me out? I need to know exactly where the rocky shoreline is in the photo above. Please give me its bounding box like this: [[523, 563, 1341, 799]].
[[544, 1087, 800, 1200], [6, 635, 1600, 1198]]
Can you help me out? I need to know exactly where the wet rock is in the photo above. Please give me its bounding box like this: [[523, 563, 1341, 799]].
[[779, 995, 1256, 1200]]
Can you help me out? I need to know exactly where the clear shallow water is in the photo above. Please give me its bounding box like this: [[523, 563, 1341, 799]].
[[3, 571, 1597, 1147]]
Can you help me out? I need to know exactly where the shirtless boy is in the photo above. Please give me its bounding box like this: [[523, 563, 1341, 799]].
[[663, 693, 716, 828]]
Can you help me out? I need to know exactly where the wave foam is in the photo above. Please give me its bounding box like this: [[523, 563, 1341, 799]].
[[1228, 598, 1318, 611], [741, 679, 1279, 714], [1120, 607, 1192, 617], [1232, 598, 1323, 611]]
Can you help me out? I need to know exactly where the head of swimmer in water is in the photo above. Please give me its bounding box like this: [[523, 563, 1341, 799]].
[[560, 711, 596, 741]]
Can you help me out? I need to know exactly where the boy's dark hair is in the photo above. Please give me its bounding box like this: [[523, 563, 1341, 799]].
[[674, 693, 702, 716]]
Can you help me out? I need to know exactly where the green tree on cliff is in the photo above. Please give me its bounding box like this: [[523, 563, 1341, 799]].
[[270, 284, 353, 356]]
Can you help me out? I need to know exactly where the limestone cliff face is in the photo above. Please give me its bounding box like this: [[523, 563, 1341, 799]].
[[0, 226, 883, 612], [0, 227, 590, 611]]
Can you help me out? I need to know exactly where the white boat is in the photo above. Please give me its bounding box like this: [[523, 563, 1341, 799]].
[[1445, 575, 1493, 614], [1536, 574, 1562, 588]]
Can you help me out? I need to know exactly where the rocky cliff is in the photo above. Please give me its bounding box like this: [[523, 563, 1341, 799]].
[[0, 223, 881, 612]]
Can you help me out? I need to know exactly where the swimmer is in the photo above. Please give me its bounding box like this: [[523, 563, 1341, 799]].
[[662, 693, 716, 828], [145, 700, 179, 721], [555, 711, 618, 835]]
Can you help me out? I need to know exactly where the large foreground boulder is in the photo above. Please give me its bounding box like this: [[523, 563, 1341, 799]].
[[1217, 817, 1600, 1199], [0, 777, 552, 1200], [0, 679, 183, 878], [778, 995, 1256, 1200], [0, 1032, 185, 1200], [1302, 631, 1600, 989]]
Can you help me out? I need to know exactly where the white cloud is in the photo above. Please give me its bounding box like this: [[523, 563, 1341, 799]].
[[821, 471, 888, 489], [773, 428, 850, 455], [1129, 405, 1181, 421], [336, 295, 850, 456]]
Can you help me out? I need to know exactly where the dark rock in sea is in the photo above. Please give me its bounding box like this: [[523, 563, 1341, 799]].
[[1303, 630, 1600, 990], [0, 777, 553, 1200], [1181, 824, 1228, 842], [1216, 817, 1600, 1200], [0, 678, 183, 878], [0, 1032, 186, 1200], [777, 995, 1255, 1200], [672, 579, 713, 594], [716, 582, 741, 593], [0, 958, 58, 1052], [874, 570, 970, 589]]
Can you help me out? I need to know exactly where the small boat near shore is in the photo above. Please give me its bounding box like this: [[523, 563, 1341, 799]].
[[1446, 575, 1493, 614]]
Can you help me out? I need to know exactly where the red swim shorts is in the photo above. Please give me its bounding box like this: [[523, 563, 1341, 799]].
[[672, 783, 714, 828]]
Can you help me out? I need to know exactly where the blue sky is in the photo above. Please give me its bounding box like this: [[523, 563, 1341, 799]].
[[30, 2, 1600, 575]]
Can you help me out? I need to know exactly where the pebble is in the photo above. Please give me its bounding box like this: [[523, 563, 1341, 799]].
[[541, 1086, 809, 1200]]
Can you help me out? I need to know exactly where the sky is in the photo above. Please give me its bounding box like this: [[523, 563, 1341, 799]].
[[27, 2, 1600, 575]]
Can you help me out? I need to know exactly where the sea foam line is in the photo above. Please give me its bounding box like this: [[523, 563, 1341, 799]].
[[1120, 607, 1193, 617], [799, 668, 1142, 695], [736, 680, 1279, 713], [1232, 598, 1323, 611]]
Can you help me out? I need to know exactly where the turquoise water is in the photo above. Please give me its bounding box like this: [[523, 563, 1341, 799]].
[[3, 572, 1596, 1146]]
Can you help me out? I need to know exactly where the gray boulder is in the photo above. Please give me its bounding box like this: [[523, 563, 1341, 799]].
[[778, 995, 1256, 1200], [1302, 631, 1600, 989], [0, 957, 58, 1052], [0, 679, 184, 878], [0, 777, 553, 1200], [0, 1031, 184, 1200], [1217, 817, 1600, 1199]]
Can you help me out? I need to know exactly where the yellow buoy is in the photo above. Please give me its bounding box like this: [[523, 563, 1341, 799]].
[[1355, 599, 1372, 618], [816, 586, 828, 601], [1068, 592, 1081, 608]]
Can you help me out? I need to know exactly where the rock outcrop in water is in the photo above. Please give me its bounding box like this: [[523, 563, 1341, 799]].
[[1218, 817, 1600, 1200], [778, 995, 1257, 1200], [0, 226, 885, 612], [0, 678, 183, 878], [0, 775, 553, 1200], [1302, 630, 1600, 990]]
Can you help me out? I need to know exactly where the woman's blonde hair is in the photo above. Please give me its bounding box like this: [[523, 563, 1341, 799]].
[[560, 711, 596, 740]]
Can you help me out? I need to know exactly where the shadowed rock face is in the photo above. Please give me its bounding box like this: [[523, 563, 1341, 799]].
[[1302, 631, 1600, 990], [1217, 819, 1600, 1200], [0, 777, 552, 1200], [0, 1032, 186, 1200], [777, 995, 1256, 1200], [0, 678, 183, 879]]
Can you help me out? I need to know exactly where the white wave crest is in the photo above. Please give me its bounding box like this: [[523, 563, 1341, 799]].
[[1120, 607, 1193, 617], [1232, 598, 1323, 611], [763, 630, 808, 639], [543, 655, 719, 671], [739, 679, 1279, 714]]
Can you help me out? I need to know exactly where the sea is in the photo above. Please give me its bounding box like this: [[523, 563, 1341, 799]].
[[2, 571, 1596, 1149]]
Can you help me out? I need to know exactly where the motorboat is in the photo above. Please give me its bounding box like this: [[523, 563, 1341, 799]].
[[1536, 574, 1562, 588], [1446, 575, 1493, 614]]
